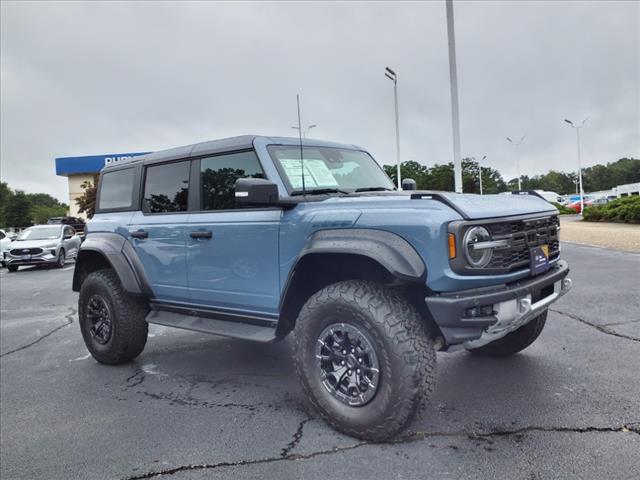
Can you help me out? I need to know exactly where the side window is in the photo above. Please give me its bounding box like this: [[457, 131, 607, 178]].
[[0, 231, 5, 240], [64, 226, 75, 237], [143, 161, 190, 213], [200, 151, 265, 210], [99, 168, 135, 210]]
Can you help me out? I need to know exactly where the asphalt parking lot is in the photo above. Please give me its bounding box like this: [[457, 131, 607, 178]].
[[1, 243, 639, 480]]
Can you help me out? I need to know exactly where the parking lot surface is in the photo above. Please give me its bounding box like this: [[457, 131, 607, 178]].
[[1, 243, 639, 480]]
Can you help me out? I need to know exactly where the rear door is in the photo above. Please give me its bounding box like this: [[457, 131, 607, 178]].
[[128, 160, 192, 303], [186, 151, 281, 316]]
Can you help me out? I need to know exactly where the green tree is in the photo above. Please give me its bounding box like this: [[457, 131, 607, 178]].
[[0, 182, 13, 227], [75, 175, 99, 218], [6, 190, 33, 227]]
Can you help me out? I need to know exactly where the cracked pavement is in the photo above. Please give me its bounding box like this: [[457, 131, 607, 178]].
[[1, 243, 639, 479]]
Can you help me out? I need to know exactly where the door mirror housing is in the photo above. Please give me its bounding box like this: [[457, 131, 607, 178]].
[[402, 178, 417, 191], [64, 234, 73, 240], [235, 178, 280, 206]]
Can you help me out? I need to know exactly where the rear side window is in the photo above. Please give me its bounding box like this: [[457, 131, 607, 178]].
[[143, 161, 190, 213], [200, 151, 264, 210], [99, 168, 135, 210]]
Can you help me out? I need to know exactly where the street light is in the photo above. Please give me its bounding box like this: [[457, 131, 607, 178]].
[[291, 124, 317, 139], [506, 135, 526, 190], [564, 116, 589, 216], [472, 155, 487, 195], [384, 66, 402, 189]]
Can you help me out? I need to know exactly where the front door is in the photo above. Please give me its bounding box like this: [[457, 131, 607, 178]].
[[128, 160, 191, 303], [186, 151, 281, 316]]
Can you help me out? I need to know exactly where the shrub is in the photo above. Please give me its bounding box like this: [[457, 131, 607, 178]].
[[583, 196, 640, 224], [551, 202, 576, 215]]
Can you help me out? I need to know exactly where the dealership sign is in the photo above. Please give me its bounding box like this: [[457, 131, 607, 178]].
[[55, 151, 151, 176]]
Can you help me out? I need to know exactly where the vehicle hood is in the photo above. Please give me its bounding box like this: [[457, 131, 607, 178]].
[[327, 191, 557, 220], [9, 239, 60, 249]]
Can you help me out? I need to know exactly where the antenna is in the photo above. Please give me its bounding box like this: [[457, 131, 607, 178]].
[[296, 94, 306, 195]]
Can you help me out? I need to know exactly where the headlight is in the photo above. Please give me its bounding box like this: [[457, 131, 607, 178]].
[[463, 226, 492, 268]]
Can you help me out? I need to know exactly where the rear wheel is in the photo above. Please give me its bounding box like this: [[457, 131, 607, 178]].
[[466, 310, 547, 357], [79, 269, 149, 365], [294, 281, 436, 441], [7, 265, 18, 273]]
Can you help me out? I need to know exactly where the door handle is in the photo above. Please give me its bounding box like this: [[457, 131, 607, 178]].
[[190, 230, 213, 239], [130, 230, 148, 239]]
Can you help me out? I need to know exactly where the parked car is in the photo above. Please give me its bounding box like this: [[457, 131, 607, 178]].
[[73, 135, 572, 441], [0, 229, 12, 266], [4, 224, 81, 272], [48, 216, 86, 234], [534, 190, 568, 205], [567, 199, 594, 213]]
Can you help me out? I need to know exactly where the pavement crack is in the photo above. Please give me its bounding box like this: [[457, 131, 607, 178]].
[[125, 370, 146, 388], [280, 418, 311, 458], [550, 308, 639, 342], [0, 308, 76, 358], [121, 422, 638, 479]]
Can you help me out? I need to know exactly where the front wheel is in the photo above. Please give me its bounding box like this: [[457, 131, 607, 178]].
[[294, 281, 436, 441], [466, 310, 547, 357], [7, 265, 18, 273], [56, 249, 66, 268], [78, 269, 149, 365]]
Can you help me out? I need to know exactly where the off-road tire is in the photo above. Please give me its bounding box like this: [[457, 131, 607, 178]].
[[466, 310, 547, 357], [294, 280, 436, 441], [79, 269, 149, 365], [56, 249, 66, 268], [7, 265, 18, 272]]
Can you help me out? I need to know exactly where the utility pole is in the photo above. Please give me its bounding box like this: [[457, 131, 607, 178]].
[[478, 155, 486, 195], [564, 117, 589, 216], [384, 67, 402, 189], [446, 0, 463, 193], [506, 136, 526, 190]]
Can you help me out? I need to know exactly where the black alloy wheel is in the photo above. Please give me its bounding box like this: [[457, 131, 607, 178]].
[[86, 294, 113, 344]]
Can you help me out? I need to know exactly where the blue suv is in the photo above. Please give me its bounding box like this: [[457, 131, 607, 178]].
[[73, 135, 572, 440]]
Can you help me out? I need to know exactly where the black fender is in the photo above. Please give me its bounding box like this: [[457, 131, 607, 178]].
[[298, 228, 426, 281], [72, 232, 153, 297]]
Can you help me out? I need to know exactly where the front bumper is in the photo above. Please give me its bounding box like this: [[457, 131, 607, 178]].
[[4, 250, 59, 266], [426, 260, 571, 347]]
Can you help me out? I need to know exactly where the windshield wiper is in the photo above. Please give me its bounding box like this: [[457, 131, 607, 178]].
[[290, 188, 350, 196], [354, 187, 394, 192]]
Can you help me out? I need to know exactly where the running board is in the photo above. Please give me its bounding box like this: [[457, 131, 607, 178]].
[[146, 303, 278, 342]]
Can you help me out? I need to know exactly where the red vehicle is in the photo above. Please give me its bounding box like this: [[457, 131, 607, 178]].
[[567, 199, 593, 213]]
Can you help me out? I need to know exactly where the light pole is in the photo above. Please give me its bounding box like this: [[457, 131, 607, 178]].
[[291, 124, 317, 139], [384, 67, 402, 189], [446, 0, 463, 193], [472, 155, 486, 195], [506, 135, 526, 190], [564, 117, 589, 216]]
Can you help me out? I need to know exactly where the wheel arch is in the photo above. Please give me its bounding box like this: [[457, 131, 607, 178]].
[[72, 233, 152, 297], [276, 229, 437, 338]]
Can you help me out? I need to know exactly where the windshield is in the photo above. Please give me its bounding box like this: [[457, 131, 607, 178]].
[[16, 226, 62, 241], [268, 146, 395, 194]]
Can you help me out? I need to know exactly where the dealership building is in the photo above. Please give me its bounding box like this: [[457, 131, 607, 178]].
[[55, 152, 150, 218]]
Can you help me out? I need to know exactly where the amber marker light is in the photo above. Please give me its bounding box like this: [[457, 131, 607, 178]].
[[448, 233, 457, 259]]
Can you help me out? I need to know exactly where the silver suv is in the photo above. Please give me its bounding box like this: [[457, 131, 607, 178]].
[[4, 225, 81, 272]]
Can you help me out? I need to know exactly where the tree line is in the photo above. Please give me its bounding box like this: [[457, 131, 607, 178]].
[[383, 157, 639, 195], [0, 182, 68, 228]]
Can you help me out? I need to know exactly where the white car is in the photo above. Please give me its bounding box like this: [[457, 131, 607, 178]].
[[0, 229, 12, 266]]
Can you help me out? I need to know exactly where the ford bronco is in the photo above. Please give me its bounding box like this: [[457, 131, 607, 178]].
[[73, 135, 572, 440]]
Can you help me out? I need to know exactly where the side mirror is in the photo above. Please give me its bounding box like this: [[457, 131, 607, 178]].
[[235, 178, 280, 206], [402, 178, 417, 191], [64, 234, 73, 240]]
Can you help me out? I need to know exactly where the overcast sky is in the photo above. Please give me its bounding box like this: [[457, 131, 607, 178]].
[[1, 0, 638, 203]]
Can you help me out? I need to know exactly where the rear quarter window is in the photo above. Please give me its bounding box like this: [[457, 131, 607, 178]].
[[99, 168, 135, 210]]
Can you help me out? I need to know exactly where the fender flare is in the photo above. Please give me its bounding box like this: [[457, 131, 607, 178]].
[[72, 233, 153, 297], [298, 228, 426, 281]]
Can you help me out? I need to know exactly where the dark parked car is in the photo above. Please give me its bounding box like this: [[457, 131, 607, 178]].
[[73, 135, 572, 441], [48, 216, 86, 233]]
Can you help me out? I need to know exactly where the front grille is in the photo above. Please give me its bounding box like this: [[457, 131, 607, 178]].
[[10, 248, 43, 255], [485, 215, 560, 271]]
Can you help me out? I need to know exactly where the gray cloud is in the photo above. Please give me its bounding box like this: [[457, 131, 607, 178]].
[[1, 0, 638, 202]]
